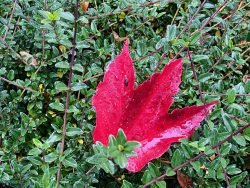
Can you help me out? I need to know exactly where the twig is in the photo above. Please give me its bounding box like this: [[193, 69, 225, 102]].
[[210, 1, 242, 30], [82, 73, 103, 83], [0, 36, 28, 65], [88, 0, 175, 20], [177, 0, 207, 37], [3, 0, 18, 40], [187, 48, 205, 104], [86, 165, 96, 175], [56, 1, 79, 187], [216, 147, 230, 187], [134, 48, 162, 63], [143, 123, 250, 187], [42, 0, 47, 58], [136, 0, 219, 66], [236, 41, 250, 47], [201, 92, 250, 97], [0, 76, 38, 93], [170, 4, 181, 25], [242, 48, 250, 56], [208, 51, 229, 72], [193, 0, 229, 34], [153, 52, 167, 72]]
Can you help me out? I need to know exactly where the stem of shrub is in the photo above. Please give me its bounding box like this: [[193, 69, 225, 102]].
[[143, 123, 250, 187], [56, 1, 79, 187]]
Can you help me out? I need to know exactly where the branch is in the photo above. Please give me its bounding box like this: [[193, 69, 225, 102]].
[[42, 0, 47, 58], [88, 0, 175, 20], [208, 51, 228, 72], [201, 92, 250, 97], [0, 76, 38, 93], [143, 123, 250, 187], [187, 48, 205, 104], [193, 0, 229, 34], [216, 147, 230, 187], [177, 0, 207, 37], [3, 0, 18, 40], [0, 36, 28, 65], [56, 1, 79, 187]]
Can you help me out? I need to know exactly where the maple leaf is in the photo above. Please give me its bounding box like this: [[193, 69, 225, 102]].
[[92, 41, 218, 172]]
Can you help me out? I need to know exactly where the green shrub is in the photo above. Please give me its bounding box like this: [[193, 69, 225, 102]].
[[0, 0, 249, 187]]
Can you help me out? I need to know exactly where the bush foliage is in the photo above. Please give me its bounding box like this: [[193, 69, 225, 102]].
[[0, 0, 249, 187]]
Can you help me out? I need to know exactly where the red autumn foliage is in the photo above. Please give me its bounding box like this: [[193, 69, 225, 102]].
[[92, 41, 218, 172]]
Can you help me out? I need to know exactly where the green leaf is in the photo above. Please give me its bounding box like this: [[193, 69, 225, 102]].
[[55, 61, 69, 69], [220, 157, 228, 168], [55, 81, 68, 91], [230, 172, 248, 185], [155, 38, 167, 49], [124, 141, 141, 152], [193, 55, 209, 62], [204, 146, 215, 155], [0, 67, 7, 75], [220, 143, 232, 156], [62, 157, 77, 168], [78, 16, 89, 23], [116, 129, 127, 144], [148, 162, 160, 177], [189, 31, 201, 45], [136, 41, 147, 56], [49, 102, 65, 111], [171, 149, 182, 168], [7, 70, 14, 80], [222, 112, 234, 132], [66, 127, 83, 137], [27, 156, 42, 165], [28, 148, 42, 156], [156, 181, 166, 188], [166, 24, 176, 41], [114, 154, 128, 168], [45, 132, 61, 146], [71, 83, 87, 91], [121, 180, 133, 188], [42, 166, 50, 188], [38, 10, 51, 19], [87, 154, 115, 174], [60, 12, 74, 22], [32, 138, 43, 149], [72, 64, 84, 72], [243, 127, 250, 141], [227, 89, 236, 103], [172, 39, 188, 47], [198, 73, 213, 82], [21, 164, 32, 175], [47, 12, 60, 21], [191, 161, 201, 174], [166, 167, 176, 176], [227, 165, 242, 175], [45, 152, 58, 163], [233, 135, 246, 146]]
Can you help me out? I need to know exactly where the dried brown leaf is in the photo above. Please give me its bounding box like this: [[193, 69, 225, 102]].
[[177, 170, 192, 188], [19, 51, 37, 66]]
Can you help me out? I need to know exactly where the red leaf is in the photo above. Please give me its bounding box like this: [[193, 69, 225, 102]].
[[92, 41, 218, 172]]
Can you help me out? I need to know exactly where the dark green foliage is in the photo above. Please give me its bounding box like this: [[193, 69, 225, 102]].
[[0, 0, 249, 187]]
